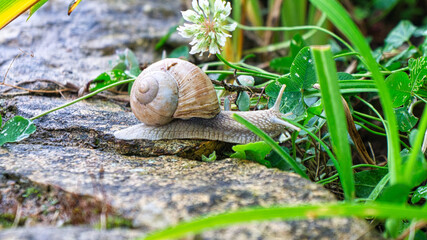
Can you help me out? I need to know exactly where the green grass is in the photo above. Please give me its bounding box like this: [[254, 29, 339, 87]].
[[311, 45, 355, 201], [142, 203, 427, 240]]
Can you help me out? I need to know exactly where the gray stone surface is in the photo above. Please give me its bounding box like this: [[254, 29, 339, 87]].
[[0, 0, 183, 89], [2, 95, 229, 159], [0, 227, 142, 240], [0, 144, 380, 239]]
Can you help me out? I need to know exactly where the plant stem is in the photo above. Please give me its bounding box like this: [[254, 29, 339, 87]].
[[317, 164, 388, 184], [353, 114, 385, 132], [243, 13, 328, 53], [312, 45, 355, 201], [284, 118, 339, 173], [311, 0, 401, 185], [234, 14, 357, 55], [353, 97, 387, 126], [413, 92, 427, 104], [403, 103, 427, 179], [232, 113, 308, 179], [215, 54, 279, 79], [352, 67, 409, 78], [333, 52, 360, 59], [143, 202, 427, 240], [30, 79, 135, 121]]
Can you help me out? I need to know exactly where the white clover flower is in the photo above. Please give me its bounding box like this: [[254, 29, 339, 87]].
[[177, 0, 237, 55]]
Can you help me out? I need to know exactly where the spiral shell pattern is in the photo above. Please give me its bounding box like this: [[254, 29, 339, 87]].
[[130, 58, 220, 126]]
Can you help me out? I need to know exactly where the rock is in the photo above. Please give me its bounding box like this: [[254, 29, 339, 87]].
[[2, 95, 229, 159], [0, 0, 183, 89], [0, 226, 142, 240], [0, 144, 381, 239], [0, 0, 226, 159]]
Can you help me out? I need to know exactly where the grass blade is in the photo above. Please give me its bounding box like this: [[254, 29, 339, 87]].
[[310, 0, 402, 186], [403, 104, 427, 181], [311, 45, 355, 201], [0, 0, 42, 29], [27, 0, 48, 20], [284, 118, 340, 173], [232, 113, 308, 179], [142, 203, 427, 240], [30, 79, 134, 121]]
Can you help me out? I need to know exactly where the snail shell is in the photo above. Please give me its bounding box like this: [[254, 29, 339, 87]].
[[116, 59, 300, 144], [130, 58, 220, 126]]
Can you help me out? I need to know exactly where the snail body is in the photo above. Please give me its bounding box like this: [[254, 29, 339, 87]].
[[115, 58, 297, 144]]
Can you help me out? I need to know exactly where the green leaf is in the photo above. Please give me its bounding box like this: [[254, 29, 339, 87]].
[[265, 147, 306, 172], [270, 57, 293, 74], [276, 75, 300, 92], [290, 34, 307, 59], [384, 46, 418, 69], [367, 172, 390, 201], [337, 72, 355, 80], [168, 46, 189, 59], [90, 70, 128, 92], [201, 151, 217, 162], [414, 26, 427, 37], [28, 0, 48, 20], [230, 142, 272, 167], [374, 0, 398, 10], [408, 57, 427, 92], [421, 39, 427, 57], [385, 72, 411, 108], [378, 183, 410, 204], [223, 97, 231, 111], [236, 91, 250, 111], [107, 48, 141, 83], [237, 76, 254, 87], [124, 49, 141, 77], [413, 230, 427, 240], [127, 81, 134, 95], [0, 116, 36, 146], [394, 107, 418, 132], [0, 114, 2, 128], [269, 35, 306, 75], [155, 25, 178, 50], [290, 46, 317, 90], [231, 114, 308, 178], [411, 185, 427, 204], [265, 81, 305, 117], [354, 168, 388, 198], [401, 148, 427, 188], [384, 20, 417, 51], [112, 62, 127, 72], [306, 98, 323, 116], [409, 129, 418, 147], [276, 91, 305, 117]]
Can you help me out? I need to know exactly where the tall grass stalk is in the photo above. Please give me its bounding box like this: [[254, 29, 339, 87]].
[[30, 79, 135, 121], [232, 113, 308, 179], [311, 45, 355, 201], [309, 0, 402, 187], [142, 203, 427, 240]]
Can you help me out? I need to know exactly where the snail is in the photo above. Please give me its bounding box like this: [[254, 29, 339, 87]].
[[114, 58, 299, 144]]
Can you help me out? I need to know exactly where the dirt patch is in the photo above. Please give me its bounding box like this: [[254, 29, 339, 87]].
[[0, 172, 132, 229]]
